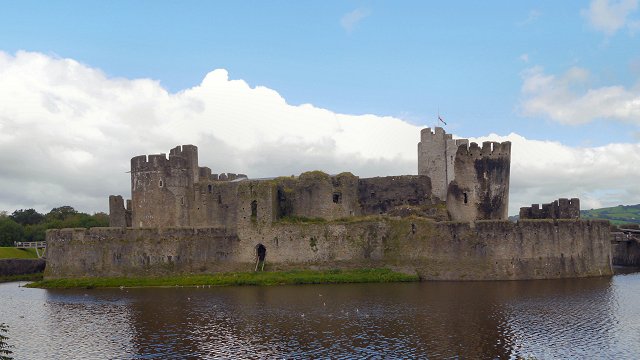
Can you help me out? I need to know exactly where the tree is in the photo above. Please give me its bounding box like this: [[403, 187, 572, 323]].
[[45, 206, 78, 221], [0, 218, 24, 246], [9, 209, 44, 226]]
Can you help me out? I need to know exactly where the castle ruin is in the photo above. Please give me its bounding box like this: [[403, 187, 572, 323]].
[[46, 126, 612, 281], [110, 127, 511, 227]]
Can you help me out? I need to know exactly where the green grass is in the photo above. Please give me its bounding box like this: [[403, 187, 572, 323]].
[[581, 204, 640, 225], [0, 247, 38, 259], [27, 268, 419, 289], [276, 215, 327, 224], [0, 272, 43, 283]]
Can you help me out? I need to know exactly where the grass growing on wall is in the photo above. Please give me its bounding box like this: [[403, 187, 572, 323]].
[[0, 272, 43, 283], [27, 268, 419, 289], [0, 247, 38, 259]]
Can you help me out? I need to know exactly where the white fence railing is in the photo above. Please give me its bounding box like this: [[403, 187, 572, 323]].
[[14, 241, 47, 249]]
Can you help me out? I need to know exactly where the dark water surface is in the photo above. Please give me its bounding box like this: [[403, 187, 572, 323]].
[[2, 272, 640, 359]]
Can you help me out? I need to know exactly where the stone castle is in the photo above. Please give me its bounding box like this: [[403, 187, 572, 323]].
[[45, 127, 612, 281], [108, 127, 512, 228]]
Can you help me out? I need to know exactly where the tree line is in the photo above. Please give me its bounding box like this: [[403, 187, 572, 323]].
[[0, 206, 108, 247]]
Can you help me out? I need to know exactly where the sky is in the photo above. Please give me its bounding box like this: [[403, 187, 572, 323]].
[[0, 0, 639, 216]]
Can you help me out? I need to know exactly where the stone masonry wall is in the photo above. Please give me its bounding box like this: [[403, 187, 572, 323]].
[[108, 195, 128, 227], [611, 239, 640, 266], [358, 176, 432, 215], [45, 219, 612, 281], [447, 141, 511, 222]]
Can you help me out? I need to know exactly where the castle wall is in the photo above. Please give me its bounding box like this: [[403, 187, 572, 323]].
[[190, 181, 241, 229], [108, 195, 127, 227], [45, 219, 612, 281], [418, 127, 468, 201], [357, 175, 432, 215], [288, 172, 360, 220], [446, 141, 511, 221], [611, 237, 640, 266], [520, 198, 580, 220]]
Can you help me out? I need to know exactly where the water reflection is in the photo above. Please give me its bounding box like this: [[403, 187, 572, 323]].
[[2, 273, 640, 359]]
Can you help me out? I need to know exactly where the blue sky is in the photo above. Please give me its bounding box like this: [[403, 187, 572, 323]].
[[1, 1, 637, 144], [0, 1, 639, 214]]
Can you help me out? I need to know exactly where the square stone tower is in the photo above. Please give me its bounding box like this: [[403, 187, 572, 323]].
[[418, 127, 468, 201]]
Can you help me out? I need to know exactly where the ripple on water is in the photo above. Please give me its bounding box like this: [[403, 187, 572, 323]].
[[1, 273, 640, 359]]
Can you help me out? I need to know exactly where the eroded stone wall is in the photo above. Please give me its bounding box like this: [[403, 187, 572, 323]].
[[45, 219, 612, 281], [520, 198, 580, 220], [611, 239, 640, 266], [446, 141, 511, 222], [358, 175, 432, 215]]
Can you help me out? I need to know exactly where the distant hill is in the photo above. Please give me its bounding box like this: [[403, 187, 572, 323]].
[[581, 204, 640, 225], [508, 204, 640, 225]]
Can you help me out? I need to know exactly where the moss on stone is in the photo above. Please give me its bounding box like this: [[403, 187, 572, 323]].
[[276, 216, 327, 224], [298, 170, 331, 182], [28, 268, 419, 288]]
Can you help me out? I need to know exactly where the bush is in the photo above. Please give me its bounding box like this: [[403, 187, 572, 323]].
[[0, 219, 23, 247]]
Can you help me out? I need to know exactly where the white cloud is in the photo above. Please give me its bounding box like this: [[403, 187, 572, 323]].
[[0, 51, 638, 216], [340, 8, 371, 33], [472, 133, 640, 213], [519, 53, 530, 63], [582, 0, 639, 35], [520, 66, 640, 125]]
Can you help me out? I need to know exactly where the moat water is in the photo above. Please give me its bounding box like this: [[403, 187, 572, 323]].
[[2, 270, 640, 359]]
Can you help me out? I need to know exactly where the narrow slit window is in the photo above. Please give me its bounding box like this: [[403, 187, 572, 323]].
[[463, 193, 468, 204], [208, 184, 212, 194], [159, 180, 163, 187], [251, 200, 258, 219]]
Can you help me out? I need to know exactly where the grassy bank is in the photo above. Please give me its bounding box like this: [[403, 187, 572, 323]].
[[27, 268, 419, 289], [0, 247, 38, 259], [0, 272, 43, 283]]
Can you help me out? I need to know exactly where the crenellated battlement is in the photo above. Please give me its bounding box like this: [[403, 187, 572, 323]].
[[169, 144, 198, 159], [420, 127, 452, 142], [131, 145, 200, 173], [455, 141, 512, 158], [520, 198, 580, 220]]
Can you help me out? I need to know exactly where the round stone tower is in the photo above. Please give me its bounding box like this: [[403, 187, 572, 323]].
[[446, 141, 511, 222]]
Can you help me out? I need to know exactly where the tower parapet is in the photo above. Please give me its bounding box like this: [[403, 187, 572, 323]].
[[130, 145, 200, 228], [446, 141, 511, 221], [418, 127, 468, 201]]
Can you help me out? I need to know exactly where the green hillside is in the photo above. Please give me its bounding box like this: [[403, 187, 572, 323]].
[[0, 247, 38, 259], [581, 204, 640, 225]]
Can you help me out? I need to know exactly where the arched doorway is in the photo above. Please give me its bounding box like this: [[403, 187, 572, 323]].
[[255, 243, 266, 271]]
